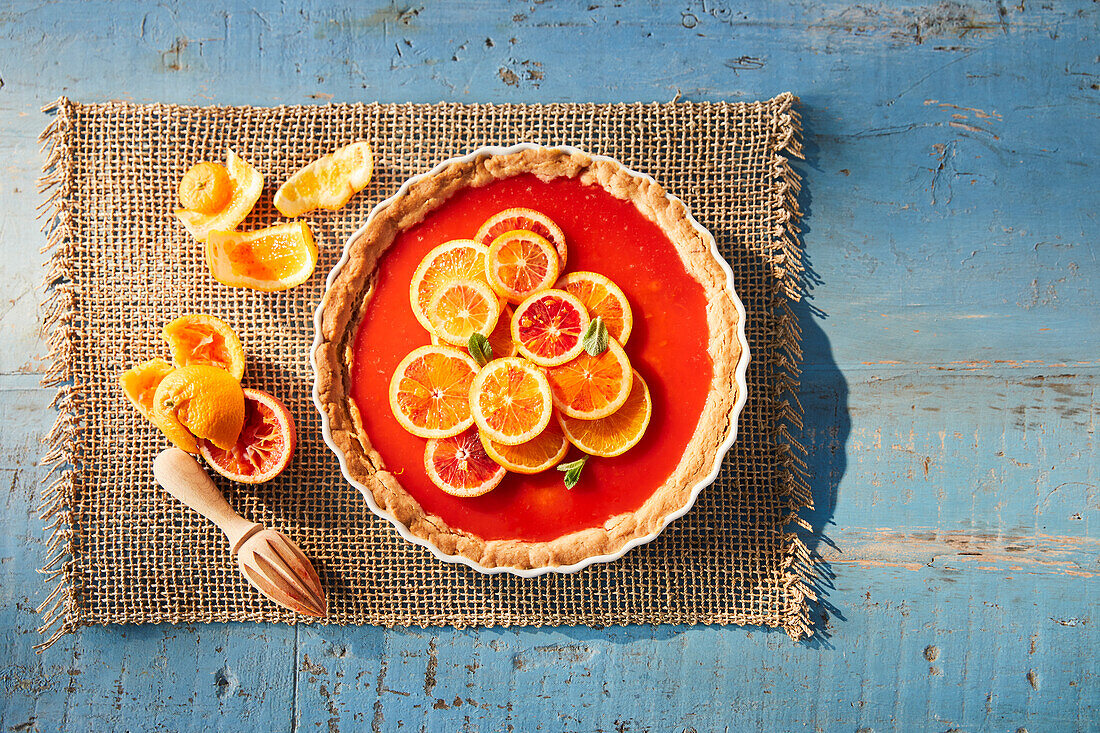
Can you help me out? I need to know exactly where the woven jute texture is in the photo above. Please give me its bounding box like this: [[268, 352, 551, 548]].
[[37, 95, 810, 648]]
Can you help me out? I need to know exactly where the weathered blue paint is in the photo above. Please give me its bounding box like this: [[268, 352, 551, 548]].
[[1, 1, 1097, 731]]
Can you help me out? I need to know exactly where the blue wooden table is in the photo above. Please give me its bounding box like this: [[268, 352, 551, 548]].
[[2, 2, 1097, 730]]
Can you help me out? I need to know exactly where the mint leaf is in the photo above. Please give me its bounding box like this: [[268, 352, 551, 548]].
[[556, 455, 589, 489], [581, 316, 609, 356], [467, 333, 493, 367]]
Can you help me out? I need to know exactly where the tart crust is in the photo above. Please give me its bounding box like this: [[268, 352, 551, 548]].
[[314, 147, 743, 571]]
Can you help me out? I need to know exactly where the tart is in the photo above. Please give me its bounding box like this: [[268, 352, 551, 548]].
[[313, 144, 748, 574]]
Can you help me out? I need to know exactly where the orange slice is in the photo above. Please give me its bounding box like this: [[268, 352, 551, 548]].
[[199, 388, 296, 483], [557, 271, 634, 345], [485, 230, 561, 304], [511, 289, 591, 367], [274, 141, 374, 218], [431, 303, 518, 358], [558, 371, 651, 457], [178, 162, 232, 214], [543, 339, 633, 420], [475, 208, 568, 266], [161, 313, 246, 381], [152, 364, 245, 453], [480, 422, 570, 474], [469, 356, 553, 445], [410, 240, 489, 334], [206, 221, 318, 291], [427, 278, 502, 346], [119, 358, 175, 422], [388, 345, 479, 439], [175, 150, 264, 242], [424, 428, 507, 498]]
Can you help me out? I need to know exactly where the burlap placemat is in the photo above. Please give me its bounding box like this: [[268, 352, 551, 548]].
[[36, 95, 811, 649]]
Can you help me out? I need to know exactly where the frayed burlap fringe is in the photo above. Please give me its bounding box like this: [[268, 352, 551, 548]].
[[36, 97, 80, 651], [766, 93, 815, 640]]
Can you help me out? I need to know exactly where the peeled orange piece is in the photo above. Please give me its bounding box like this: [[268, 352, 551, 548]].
[[511, 289, 591, 367], [389, 345, 479, 439], [427, 278, 502, 346], [558, 371, 651, 457], [543, 339, 633, 420], [424, 428, 507, 498], [469, 356, 553, 446], [557, 271, 634, 346], [153, 365, 245, 454], [162, 313, 246, 381], [206, 221, 318, 291], [120, 358, 175, 422], [178, 162, 232, 214], [410, 240, 489, 333], [481, 422, 570, 474], [476, 208, 568, 267], [274, 141, 374, 218], [175, 150, 264, 243], [486, 230, 561, 304]]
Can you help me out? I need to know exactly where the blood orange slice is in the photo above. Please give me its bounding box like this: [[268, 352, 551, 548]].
[[556, 271, 634, 345], [469, 357, 553, 445], [475, 207, 567, 266], [480, 422, 570, 474], [410, 240, 489, 334], [543, 339, 633, 420], [424, 428, 507, 498], [389, 345, 479, 439], [427, 278, 502, 345], [557, 371, 651, 457], [485, 230, 561, 304], [511, 289, 591, 367], [200, 388, 297, 483]]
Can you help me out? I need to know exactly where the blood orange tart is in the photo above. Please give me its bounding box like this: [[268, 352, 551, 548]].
[[313, 145, 748, 574]]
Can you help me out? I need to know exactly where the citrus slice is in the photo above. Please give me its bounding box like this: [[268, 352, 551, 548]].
[[161, 313, 246, 381], [152, 364, 245, 453], [119, 358, 175, 422], [410, 240, 489, 333], [424, 428, 507, 498], [274, 141, 374, 218], [178, 162, 232, 214], [430, 303, 518, 358], [206, 221, 318, 291], [469, 356, 553, 445], [557, 271, 634, 345], [511, 289, 591, 367], [199, 388, 296, 483], [558, 371, 651, 457], [388, 345, 479, 439], [543, 339, 633, 420], [485, 230, 561, 304], [427, 278, 502, 346], [480, 422, 570, 474], [175, 150, 264, 243], [475, 208, 568, 266]]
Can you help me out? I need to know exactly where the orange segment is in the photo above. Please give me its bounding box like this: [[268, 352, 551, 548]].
[[543, 339, 633, 420], [475, 208, 568, 267], [388, 345, 479, 439], [410, 240, 489, 334], [511, 289, 590, 367], [480, 422, 569, 474], [161, 313, 246, 381], [175, 150, 264, 242], [469, 356, 553, 445], [153, 365, 246, 453], [424, 428, 507, 498], [558, 371, 652, 457], [206, 221, 318, 291], [557, 271, 634, 345], [274, 141, 374, 218], [178, 162, 232, 214], [485, 230, 560, 304], [119, 358, 174, 422], [427, 278, 502, 346]]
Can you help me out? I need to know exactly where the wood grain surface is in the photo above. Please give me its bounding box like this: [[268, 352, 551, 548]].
[[1, 1, 1097, 731]]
